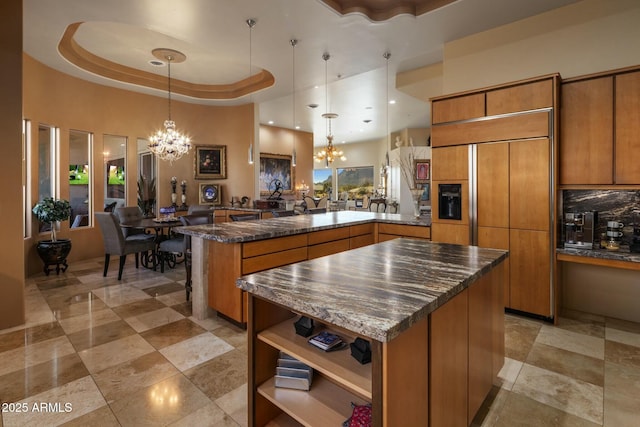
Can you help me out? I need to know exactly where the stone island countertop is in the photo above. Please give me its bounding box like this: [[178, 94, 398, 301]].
[[236, 238, 508, 342], [176, 210, 430, 243]]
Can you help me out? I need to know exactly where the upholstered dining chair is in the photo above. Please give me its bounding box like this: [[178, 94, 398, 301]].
[[229, 213, 260, 221], [179, 213, 213, 301], [114, 206, 145, 238], [95, 212, 156, 280]]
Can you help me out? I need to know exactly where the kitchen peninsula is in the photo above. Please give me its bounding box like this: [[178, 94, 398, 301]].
[[237, 238, 508, 426], [177, 211, 431, 322]]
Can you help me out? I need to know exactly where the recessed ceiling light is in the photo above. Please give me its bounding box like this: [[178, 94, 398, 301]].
[[268, 120, 274, 125], [365, 106, 373, 110], [307, 104, 318, 109], [389, 99, 396, 105], [295, 125, 300, 130], [363, 119, 372, 123], [149, 60, 164, 67]]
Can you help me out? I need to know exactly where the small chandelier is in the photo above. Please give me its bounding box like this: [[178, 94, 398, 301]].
[[314, 52, 346, 166], [148, 48, 191, 162]]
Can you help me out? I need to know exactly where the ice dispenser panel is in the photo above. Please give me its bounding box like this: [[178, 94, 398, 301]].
[[438, 183, 462, 220]]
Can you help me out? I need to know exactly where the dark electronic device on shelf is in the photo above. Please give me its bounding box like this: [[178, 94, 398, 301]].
[[563, 211, 598, 250], [294, 316, 315, 337], [350, 337, 371, 364]]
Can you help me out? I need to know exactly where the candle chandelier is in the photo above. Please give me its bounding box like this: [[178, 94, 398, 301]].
[[315, 52, 346, 166], [148, 48, 192, 162]]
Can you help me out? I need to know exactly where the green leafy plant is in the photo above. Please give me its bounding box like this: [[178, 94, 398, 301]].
[[32, 197, 71, 241], [137, 174, 156, 217]]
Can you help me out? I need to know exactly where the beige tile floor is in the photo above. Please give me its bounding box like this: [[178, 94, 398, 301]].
[[1, 257, 639, 426]]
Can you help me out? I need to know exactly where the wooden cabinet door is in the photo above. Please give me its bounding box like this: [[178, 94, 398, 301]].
[[478, 226, 510, 307], [486, 79, 554, 115], [477, 142, 509, 228], [615, 71, 640, 184], [431, 223, 470, 245], [430, 289, 468, 427], [560, 77, 614, 184], [432, 93, 485, 124], [509, 229, 551, 317], [509, 138, 550, 231], [431, 146, 468, 181]]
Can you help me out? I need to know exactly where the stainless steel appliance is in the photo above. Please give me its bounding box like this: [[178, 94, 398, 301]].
[[564, 211, 598, 249]]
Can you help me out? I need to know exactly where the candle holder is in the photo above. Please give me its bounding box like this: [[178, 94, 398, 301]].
[[170, 177, 178, 208], [180, 180, 188, 210]]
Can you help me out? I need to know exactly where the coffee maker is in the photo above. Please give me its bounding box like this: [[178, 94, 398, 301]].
[[564, 211, 598, 249]]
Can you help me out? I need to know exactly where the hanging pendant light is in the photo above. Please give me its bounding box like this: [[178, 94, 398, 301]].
[[148, 48, 191, 162], [247, 19, 256, 165], [291, 39, 298, 167], [314, 52, 346, 165]]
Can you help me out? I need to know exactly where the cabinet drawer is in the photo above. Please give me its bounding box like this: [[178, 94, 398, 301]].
[[242, 247, 308, 274], [308, 227, 350, 245], [350, 223, 374, 237], [350, 234, 375, 249], [308, 239, 350, 260], [378, 224, 430, 239], [243, 234, 308, 258]]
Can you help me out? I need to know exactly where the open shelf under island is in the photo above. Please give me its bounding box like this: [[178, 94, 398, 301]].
[[237, 238, 508, 427]]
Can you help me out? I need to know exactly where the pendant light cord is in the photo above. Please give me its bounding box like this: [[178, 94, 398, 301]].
[[167, 56, 173, 121]]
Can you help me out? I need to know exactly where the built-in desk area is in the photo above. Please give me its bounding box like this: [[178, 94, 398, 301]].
[[177, 211, 430, 323], [237, 239, 508, 426]]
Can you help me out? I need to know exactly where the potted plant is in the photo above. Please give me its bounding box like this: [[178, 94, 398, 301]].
[[137, 174, 156, 218], [32, 197, 72, 275]]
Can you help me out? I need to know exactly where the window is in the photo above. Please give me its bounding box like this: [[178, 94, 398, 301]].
[[69, 130, 93, 228], [336, 166, 374, 200], [23, 119, 31, 237], [137, 138, 157, 217], [103, 135, 127, 212], [313, 169, 332, 198]]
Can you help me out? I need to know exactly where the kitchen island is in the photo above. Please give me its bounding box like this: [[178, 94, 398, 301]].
[[177, 211, 431, 322], [237, 238, 508, 426]]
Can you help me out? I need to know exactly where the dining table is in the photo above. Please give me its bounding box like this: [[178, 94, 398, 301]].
[[120, 217, 184, 269]]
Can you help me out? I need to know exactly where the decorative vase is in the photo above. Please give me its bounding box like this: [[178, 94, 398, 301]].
[[36, 239, 72, 276], [410, 188, 423, 218]]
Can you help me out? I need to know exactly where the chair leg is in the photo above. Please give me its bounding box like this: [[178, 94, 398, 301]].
[[135, 253, 139, 268], [103, 254, 110, 277], [160, 252, 165, 273], [118, 255, 126, 280], [185, 251, 192, 301]]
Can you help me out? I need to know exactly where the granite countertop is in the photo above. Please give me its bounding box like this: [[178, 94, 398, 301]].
[[556, 246, 640, 264], [237, 238, 507, 342], [176, 210, 431, 243]]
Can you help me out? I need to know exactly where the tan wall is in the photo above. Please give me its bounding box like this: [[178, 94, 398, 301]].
[[0, 0, 25, 329], [23, 54, 256, 275], [443, 0, 640, 93]]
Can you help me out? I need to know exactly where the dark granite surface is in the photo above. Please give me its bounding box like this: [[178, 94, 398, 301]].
[[556, 246, 640, 263], [237, 238, 507, 342], [176, 211, 431, 243]]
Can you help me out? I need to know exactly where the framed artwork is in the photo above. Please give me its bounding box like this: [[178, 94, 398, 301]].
[[414, 159, 430, 184], [259, 153, 295, 195], [420, 184, 430, 201], [194, 145, 226, 179], [199, 183, 221, 205]]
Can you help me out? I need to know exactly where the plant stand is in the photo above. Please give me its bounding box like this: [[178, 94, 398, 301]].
[[36, 239, 72, 276]]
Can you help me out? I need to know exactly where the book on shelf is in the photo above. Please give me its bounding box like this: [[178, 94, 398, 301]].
[[275, 352, 313, 391], [308, 330, 343, 351]]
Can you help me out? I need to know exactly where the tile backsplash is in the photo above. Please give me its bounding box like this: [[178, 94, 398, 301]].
[[562, 190, 640, 245]]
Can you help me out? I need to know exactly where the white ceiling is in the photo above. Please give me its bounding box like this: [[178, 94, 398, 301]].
[[24, 0, 580, 146]]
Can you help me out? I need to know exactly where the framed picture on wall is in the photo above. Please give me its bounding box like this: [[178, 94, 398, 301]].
[[414, 159, 430, 184], [259, 153, 295, 195], [199, 183, 221, 205], [195, 145, 226, 179]]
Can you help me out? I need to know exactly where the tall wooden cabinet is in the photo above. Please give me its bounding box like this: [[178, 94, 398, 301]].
[[430, 75, 558, 318]]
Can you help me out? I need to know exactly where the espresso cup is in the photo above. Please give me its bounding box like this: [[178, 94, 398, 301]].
[[607, 221, 624, 228], [607, 230, 623, 238]]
